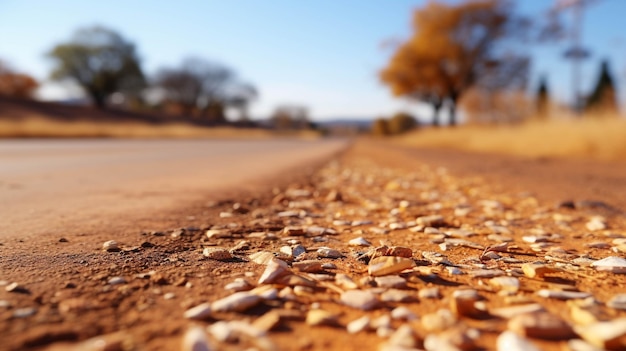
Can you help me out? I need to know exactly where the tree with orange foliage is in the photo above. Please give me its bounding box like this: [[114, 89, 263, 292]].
[[380, 0, 537, 126], [0, 60, 38, 99]]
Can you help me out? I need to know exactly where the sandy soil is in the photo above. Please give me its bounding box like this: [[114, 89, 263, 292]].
[[1, 140, 625, 351]]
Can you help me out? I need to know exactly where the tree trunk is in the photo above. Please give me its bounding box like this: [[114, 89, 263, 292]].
[[88, 90, 106, 110], [449, 103, 457, 126], [449, 95, 459, 126], [432, 101, 442, 127]]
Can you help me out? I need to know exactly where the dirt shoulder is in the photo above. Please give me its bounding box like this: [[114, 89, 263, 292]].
[[2, 140, 626, 351], [369, 141, 626, 215]]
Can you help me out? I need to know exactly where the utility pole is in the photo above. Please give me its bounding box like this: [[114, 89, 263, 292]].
[[553, 0, 598, 114]]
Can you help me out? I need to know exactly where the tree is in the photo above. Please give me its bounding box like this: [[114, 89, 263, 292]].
[[388, 112, 417, 134], [47, 26, 146, 109], [156, 57, 256, 121], [227, 83, 258, 121], [270, 105, 310, 130], [586, 60, 618, 114], [380, 0, 536, 126], [536, 75, 550, 119], [0, 60, 38, 99], [371, 118, 391, 136]]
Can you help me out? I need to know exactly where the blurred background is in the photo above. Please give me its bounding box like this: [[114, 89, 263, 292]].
[[0, 0, 625, 158]]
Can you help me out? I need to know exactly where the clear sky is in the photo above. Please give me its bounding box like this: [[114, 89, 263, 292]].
[[0, 0, 624, 121]]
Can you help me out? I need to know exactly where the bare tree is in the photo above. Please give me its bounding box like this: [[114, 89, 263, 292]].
[[156, 57, 256, 121]]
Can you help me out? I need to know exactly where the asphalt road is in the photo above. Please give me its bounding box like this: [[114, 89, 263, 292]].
[[0, 139, 347, 238]]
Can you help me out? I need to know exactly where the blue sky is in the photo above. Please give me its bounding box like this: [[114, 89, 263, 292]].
[[0, 0, 624, 121]]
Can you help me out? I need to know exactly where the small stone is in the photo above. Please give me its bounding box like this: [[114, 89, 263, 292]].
[[212, 291, 262, 313], [569, 300, 608, 325], [258, 258, 290, 284], [253, 311, 282, 332], [469, 269, 505, 278], [443, 238, 484, 250], [567, 339, 605, 351], [108, 276, 126, 285], [391, 306, 418, 321], [371, 314, 392, 329], [283, 226, 306, 236], [388, 325, 418, 348], [489, 276, 520, 293], [389, 222, 407, 230], [607, 294, 626, 310], [451, 289, 487, 319], [537, 289, 591, 300], [375, 275, 407, 288], [446, 267, 463, 275], [424, 328, 476, 351], [496, 331, 540, 351], [163, 292, 176, 300], [224, 278, 253, 292], [347, 316, 371, 334], [421, 251, 452, 265], [250, 285, 278, 299], [508, 312, 575, 340], [12, 307, 37, 318], [380, 289, 414, 303], [305, 226, 335, 236], [586, 242, 611, 249], [335, 274, 359, 290], [422, 309, 456, 332], [203, 248, 232, 261], [317, 247, 343, 259], [278, 210, 301, 218], [419, 287, 441, 299], [59, 237, 69, 242], [574, 318, 626, 350], [333, 220, 352, 226], [181, 326, 212, 351], [292, 260, 325, 273], [249, 251, 275, 265], [522, 263, 558, 278], [206, 229, 231, 238], [325, 190, 342, 202], [306, 309, 338, 326], [291, 244, 307, 258], [349, 237, 372, 247], [340, 290, 379, 310], [491, 304, 544, 319], [368, 256, 415, 276], [184, 303, 212, 320], [591, 256, 626, 273], [5, 282, 29, 294], [586, 217, 607, 231], [416, 215, 444, 227], [369, 227, 389, 235], [102, 240, 120, 252], [207, 321, 237, 342], [387, 246, 413, 258]]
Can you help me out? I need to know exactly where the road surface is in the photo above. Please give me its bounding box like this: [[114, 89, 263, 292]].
[[0, 139, 347, 238]]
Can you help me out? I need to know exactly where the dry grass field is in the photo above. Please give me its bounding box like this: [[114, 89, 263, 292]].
[[0, 97, 321, 139], [0, 116, 321, 139], [395, 115, 626, 161]]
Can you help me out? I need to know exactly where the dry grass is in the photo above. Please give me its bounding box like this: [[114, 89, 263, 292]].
[[0, 117, 321, 139], [394, 115, 626, 162]]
